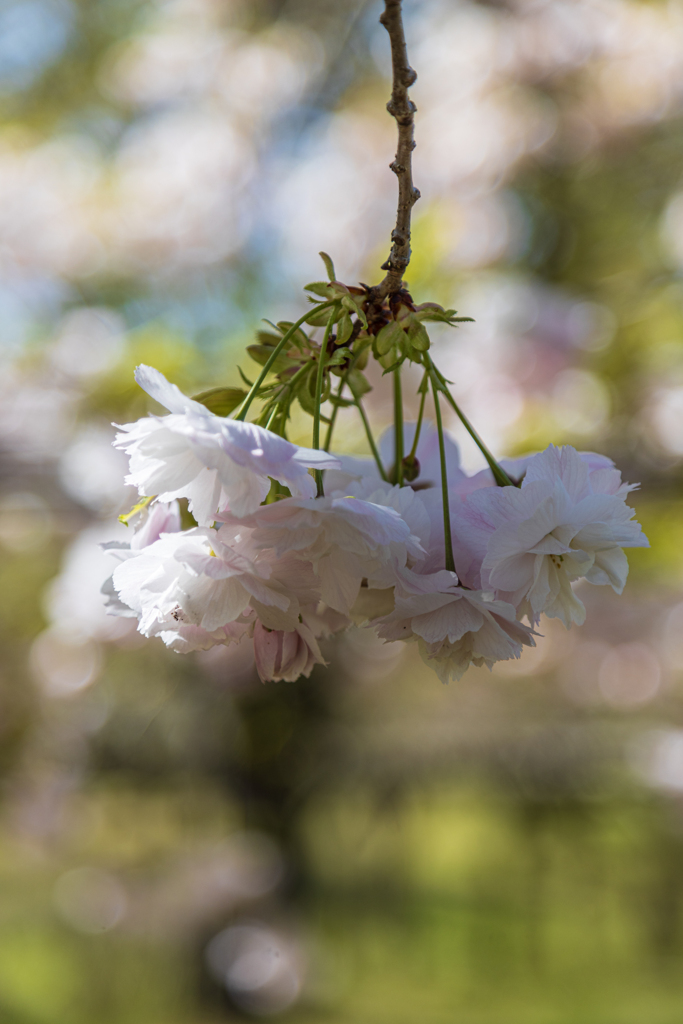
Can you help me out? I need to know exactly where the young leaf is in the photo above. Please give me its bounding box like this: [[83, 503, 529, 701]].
[[247, 344, 293, 372], [298, 371, 331, 416], [406, 315, 430, 352], [347, 369, 372, 398], [192, 386, 247, 416], [381, 355, 407, 375], [304, 281, 333, 298], [375, 319, 404, 356], [327, 349, 350, 367], [319, 251, 336, 281], [255, 330, 281, 347], [342, 294, 367, 329], [416, 306, 474, 325], [378, 346, 399, 370], [275, 321, 309, 347], [336, 311, 353, 346]]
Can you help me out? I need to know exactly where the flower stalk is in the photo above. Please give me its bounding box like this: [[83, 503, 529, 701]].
[[393, 367, 405, 485], [406, 370, 428, 466], [313, 308, 338, 496], [430, 373, 456, 573], [424, 354, 514, 488], [236, 302, 334, 422]]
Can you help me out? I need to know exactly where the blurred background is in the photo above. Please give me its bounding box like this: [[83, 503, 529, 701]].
[[3, 0, 683, 1020]]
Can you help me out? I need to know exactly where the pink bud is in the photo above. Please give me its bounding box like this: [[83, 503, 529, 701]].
[[253, 621, 324, 682]]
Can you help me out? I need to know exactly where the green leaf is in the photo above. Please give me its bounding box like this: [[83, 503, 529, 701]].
[[247, 344, 292, 372], [297, 385, 316, 416], [319, 251, 336, 281], [329, 394, 354, 408], [347, 369, 372, 398], [341, 294, 367, 329], [255, 330, 281, 346], [299, 363, 332, 416], [304, 281, 333, 298], [237, 366, 255, 388], [406, 315, 430, 352], [191, 386, 247, 416], [327, 349, 350, 367], [381, 359, 407, 376], [118, 495, 153, 526], [275, 321, 309, 347], [375, 319, 404, 356], [336, 311, 353, 346], [415, 305, 474, 325], [378, 346, 399, 369]]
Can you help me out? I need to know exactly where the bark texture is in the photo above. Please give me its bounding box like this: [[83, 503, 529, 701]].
[[377, 0, 420, 298]]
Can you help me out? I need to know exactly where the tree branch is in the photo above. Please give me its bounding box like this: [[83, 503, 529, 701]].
[[376, 0, 420, 298]]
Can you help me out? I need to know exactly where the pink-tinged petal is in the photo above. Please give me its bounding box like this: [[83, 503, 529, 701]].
[[240, 575, 291, 611], [588, 467, 626, 495], [249, 596, 300, 632], [159, 620, 250, 653], [291, 447, 341, 470], [391, 567, 458, 597], [585, 547, 629, 592], [324, 454, 380, 494], [131, 501, 181, 549], [532, 551, 560, 608], [485, 550, 536, 592], [413, 598, 484, 644], [128, 444, 201, 495], [253, 622, 280, 680], [458, 479, 554, 534], [544, 571, 586, 627], [579, 451, 615, 473], [317, 550, 364, 613], [134, 364, 207, 415], [173, 468, 222, 525], [189, 577, 252, 631], [523, 445, 589, 501]]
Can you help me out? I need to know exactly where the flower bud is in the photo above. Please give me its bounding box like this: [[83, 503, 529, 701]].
[[402, 455, 420, 482]]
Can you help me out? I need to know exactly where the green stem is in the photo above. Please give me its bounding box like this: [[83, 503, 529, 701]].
[[353, 395, 389, 482], [407, 372, 428, 462], [265, 404, 280, 431], [424, 355, 513, 488], [393, 366, 404, 485], [431, 376, 456, 574], [275, 361, 312, 437], [324, 377, 346, 451], [313, 309, 337, 496], [235, 302, 333, 422]]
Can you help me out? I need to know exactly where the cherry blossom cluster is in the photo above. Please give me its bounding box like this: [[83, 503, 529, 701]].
[[103, 364, 648, 684]]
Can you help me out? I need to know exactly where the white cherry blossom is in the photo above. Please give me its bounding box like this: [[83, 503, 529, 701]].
[[223, 493, 424, 614], [376, 579, 536, 683], [111, 523, 295, 642], [101, 499, 182, 617], [114, 365, 339, 523], [159, 619, 253, 654], [452, 444, 648, 627]]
